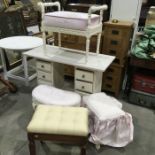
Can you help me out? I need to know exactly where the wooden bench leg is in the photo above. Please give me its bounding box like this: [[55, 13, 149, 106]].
[[80, 146, 86, 155], [96, 33, 101, 55], [28, 133, 36, 155]]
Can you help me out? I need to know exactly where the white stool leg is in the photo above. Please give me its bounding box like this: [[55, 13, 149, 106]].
[[58, 33, 61, 47], [23, 55, 29, 86], [95, 144, 101, 150], [96, 33, 101, 55], [43, 31, 46, 54], [86, 37, 90, 63], [0, 49, 8, 80]]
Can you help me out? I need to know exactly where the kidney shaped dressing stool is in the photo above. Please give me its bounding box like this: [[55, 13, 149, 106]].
[[32, 85, 81, 108], [27, 105, 89, 155]]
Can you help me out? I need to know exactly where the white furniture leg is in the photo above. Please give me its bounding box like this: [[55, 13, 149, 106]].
[[0, 49, 8, 80], [86, 37, 90, 63], [43, 31, 46, 54], [23, 55, 29, 86], [58, 33, 61, 47], [96, 33, 101, 55], [95, 144, 101, 150]]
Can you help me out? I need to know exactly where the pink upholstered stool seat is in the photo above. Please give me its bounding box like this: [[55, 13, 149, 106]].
[[44, 11, 100, 31], [83, 92, 134, 148], [32, 85, 81, 108]]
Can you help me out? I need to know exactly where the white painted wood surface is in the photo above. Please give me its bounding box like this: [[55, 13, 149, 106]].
[[0, 36, 43, 51], [36, 60, 64, 88], [24, 45, 115, 72], [74, 67, 103, 95], [0, 36, 43, 84]]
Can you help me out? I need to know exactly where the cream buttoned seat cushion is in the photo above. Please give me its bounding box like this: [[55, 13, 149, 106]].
[[27, 105, 88, 136], [32, 85, 81, 108]]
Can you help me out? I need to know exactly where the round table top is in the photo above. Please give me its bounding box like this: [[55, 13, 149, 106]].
[[0, 36, 43, 51]]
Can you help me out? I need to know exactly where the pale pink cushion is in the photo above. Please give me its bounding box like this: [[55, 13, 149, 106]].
[[32, 85, 81, 107], [44, 11, 100, 30], [82, 93, 134, 147]]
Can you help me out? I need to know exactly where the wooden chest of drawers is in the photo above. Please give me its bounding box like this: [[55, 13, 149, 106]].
[[102, 64, 124, 97], [102, 21, 133, 66], [101, 21, 133, 96]]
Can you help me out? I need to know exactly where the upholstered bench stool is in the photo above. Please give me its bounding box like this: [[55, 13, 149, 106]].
[[27, 105, 89, 155], [82, 92, 133, 148], [32, 85, 81, 108]]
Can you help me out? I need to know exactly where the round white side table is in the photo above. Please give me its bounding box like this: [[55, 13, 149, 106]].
[[0, 36, 43, 84]]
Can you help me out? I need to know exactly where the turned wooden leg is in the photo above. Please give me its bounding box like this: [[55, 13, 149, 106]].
[[28, 133, 36, 155], [42, 31, 46, 53], [58, 33, 61, 47], [80, 146, 86, 155], [96, 33, 101, 55], [86, 37, 90, 63]]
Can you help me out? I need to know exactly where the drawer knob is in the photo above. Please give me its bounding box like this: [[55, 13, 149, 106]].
[[82, 86, 85, 89], [109, 50, 116, 55], [35, 135, 39, 138], [106, 84, 112, 88], [41, 65, 44, 68], [111, 40, 118, 45], [106, 76, 113, 80], [64, 35, 68, 39], [112, 30, 119, 35], [42, 75, 45, 78], [82, 75, 85, 78], [108, 68, 114, 73]]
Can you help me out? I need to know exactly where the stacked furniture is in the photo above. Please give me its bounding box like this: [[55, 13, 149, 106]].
[[53, 32, 99, 76], [38, 3, 107, 76], [54, 3, 109, 77], [127, 56, 155, 109], [126, 7, 155, 108], [39, 2, 107, 62], [35, 2, 115, 96], [102, 21, 133, 96], [24, 45, 115, 95]]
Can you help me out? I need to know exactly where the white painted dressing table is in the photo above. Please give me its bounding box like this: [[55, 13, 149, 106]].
[[0, 36, 43, 84], [24, 45, 115, 95]]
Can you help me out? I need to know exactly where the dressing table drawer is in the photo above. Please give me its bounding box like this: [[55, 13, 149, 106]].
[[75, 69, 94, 82], [36, 59, 64, 88], [36, 61, 52, 72], [75, 67, 102, 95], [75, 80, 93, 93], [37, 70, 53, 82], [37, 79, 52, 86]]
